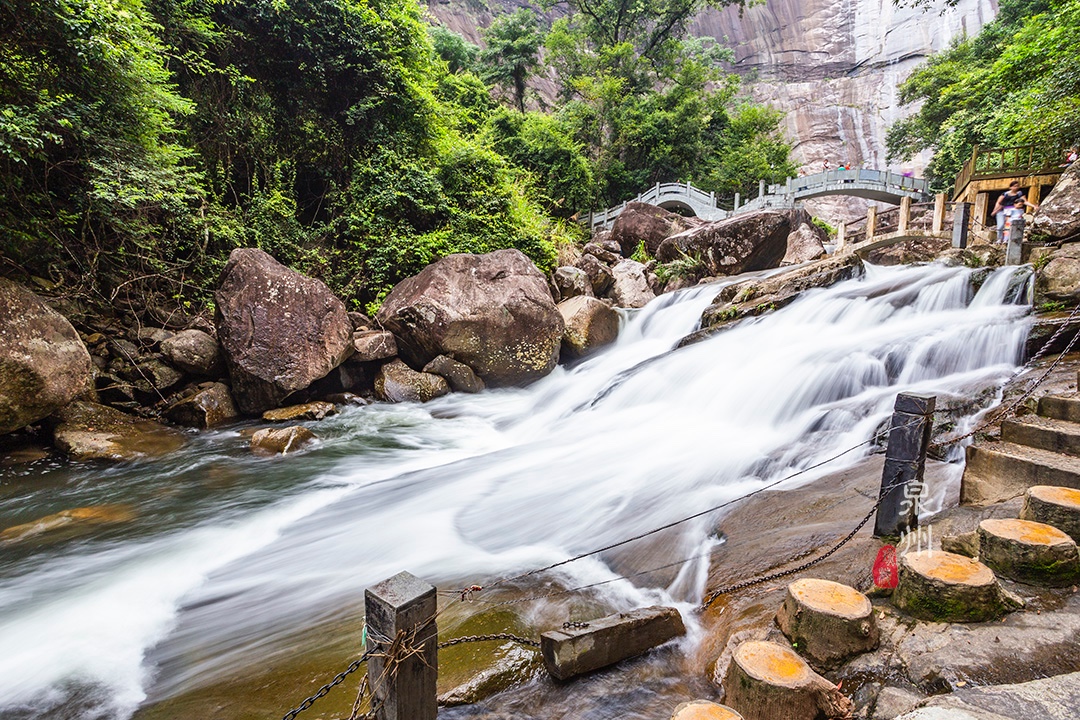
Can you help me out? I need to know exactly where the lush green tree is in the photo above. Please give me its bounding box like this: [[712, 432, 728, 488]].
[[886, 0, 1071, 191], [479, 9, 545, 113], [429, 25, 479, 74]]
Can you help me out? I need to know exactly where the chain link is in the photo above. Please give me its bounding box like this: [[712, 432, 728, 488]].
[[437, 632, 541, 649], [281, 650, 375, 720]]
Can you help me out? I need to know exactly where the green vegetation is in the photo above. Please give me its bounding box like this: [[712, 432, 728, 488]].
[[0, 0, 794, 313], [887, 0, 1077, 190]]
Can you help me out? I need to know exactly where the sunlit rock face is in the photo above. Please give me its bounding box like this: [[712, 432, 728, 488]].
[[693, 0, 999, 219]]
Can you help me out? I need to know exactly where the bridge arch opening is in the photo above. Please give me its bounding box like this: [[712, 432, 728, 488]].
[[656, 199, 697, 217]]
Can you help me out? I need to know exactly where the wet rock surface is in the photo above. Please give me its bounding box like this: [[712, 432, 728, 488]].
[[250, 426, 317, 455], [377, 249, 564, 387], [423, 355, 485, 394], [559, 295, 620, 360], [375, 359, 451, 403], [261, 401, 337, 422], [52, 401, 187, 461], [165, 382, 239, 429], [0, 279, 94, 434]]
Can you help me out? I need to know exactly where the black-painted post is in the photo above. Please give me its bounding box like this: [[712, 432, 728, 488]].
[[365, 571, 437, 720], [874, 393, 937, 538], [951, 202, 970, 249]]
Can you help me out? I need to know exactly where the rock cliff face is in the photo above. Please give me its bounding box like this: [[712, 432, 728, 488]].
[[694, 0, 998, 185]]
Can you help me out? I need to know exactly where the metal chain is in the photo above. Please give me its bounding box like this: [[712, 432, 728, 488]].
[[700, 480, 895, 610], [931, 307, 1080, 451], [281, 650, 375, 720], [437, 632, 541, 649]]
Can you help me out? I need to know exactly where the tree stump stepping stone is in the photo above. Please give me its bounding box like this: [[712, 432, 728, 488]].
[[670, 699, 744, 720], [1021, 485, 1080, 543], [978, 518, 1080, 587], [722, 640, 854, 720], [775, 578, 879, 669], [893, 550, 1020, 622]]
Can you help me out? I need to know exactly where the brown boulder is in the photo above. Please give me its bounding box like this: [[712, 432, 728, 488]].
[[250, 426, 317, 455], [575, 254, 615, 296], [375, 359, 451, 403], [0, 279, 94, 434], [376, 250, 564, 387], [1032, 160, 1080, 241], [1036, 242, 1080, 302], [559, 296, 620, 359], [553, 266, 594, 300], [160, 329, 224, 376], [262, 401, 337, 422], [657, 210, 798, 277], [166, 382, 239, 428], [611, 260, 657, 308], [352, 330, 397, 362], [611, 202, 702, 257], [52, 401, 186, 461], [423, 355, 485, 393], [215, 248, 353, 415]]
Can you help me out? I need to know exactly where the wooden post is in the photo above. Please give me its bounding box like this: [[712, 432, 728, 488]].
[[898, 196, 911, 234], [836, 221, 846, 251], [974, 191, 990, 240], [366, 572, 437, 720], [1006, 216, 1025, 265], [865, 206, 877, 242], [932, 193, 946, 233], [874, 393, 936, 538], [952, 202, 971, 248]]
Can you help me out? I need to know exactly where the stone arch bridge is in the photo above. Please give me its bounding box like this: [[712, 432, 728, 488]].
[[580, 169, 933, 230]]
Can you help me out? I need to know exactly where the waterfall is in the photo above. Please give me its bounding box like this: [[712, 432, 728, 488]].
[[0, 261, 1032, 719]]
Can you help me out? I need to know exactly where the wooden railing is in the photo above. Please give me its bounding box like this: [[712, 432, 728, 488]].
[[953, 144, 1063, 198]]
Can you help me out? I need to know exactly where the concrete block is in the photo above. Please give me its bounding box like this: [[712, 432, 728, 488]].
[[540, 606, 685, 681]]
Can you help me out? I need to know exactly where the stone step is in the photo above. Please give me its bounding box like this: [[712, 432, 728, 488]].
[[1037, 393, 1080, 423], [1001, 415, 1080, 456], [961, 441, 1080, 506]]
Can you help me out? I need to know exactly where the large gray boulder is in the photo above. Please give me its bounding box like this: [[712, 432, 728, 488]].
[[375, 359, 451, 403], [1032, 160, 1080, 241], [610, 202, 702, 256], [1035, 242, 1080, 302], [215, 248, 353, 415], [0, 279, 93, 434], [558, 296, 620, 359], [610, 260, 656, 308], [575, 254, 615, 296], [553, 266, 594, 300], [657, 210, 799, 277], [376, 249, 564, 387], [782, 221, 827, 265]]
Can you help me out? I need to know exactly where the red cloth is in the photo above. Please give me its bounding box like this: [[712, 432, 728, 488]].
[[873, 545, 899, 589]]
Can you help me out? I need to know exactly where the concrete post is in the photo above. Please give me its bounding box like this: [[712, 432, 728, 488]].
[[758, 179, 766, 198], [952, 202, 971, 249], [874, 393, 936, 538], [710, 190, 715, 207], [734, 193, 741, 209], [1006, 216, 1025, 265], [366, 572, 437, 720], [932, 193, 946, 234], [866, 206, 878, 242], [836, 221, 846, 251], [898, 196, 911, 234]]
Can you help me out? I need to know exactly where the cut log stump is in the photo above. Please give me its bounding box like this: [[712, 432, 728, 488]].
[[722, 640, 853, 720], [892, 550, 1020, 622], [670, 699, 744, 720], [774, 578, 878, 669], [1021, 485, 1080, 543], [978, 518, 1080, 587]]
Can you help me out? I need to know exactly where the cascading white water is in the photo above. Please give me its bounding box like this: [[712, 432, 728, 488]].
[[0, 261, 1033, 719]]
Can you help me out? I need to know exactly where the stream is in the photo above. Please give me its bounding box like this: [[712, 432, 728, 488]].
[[0, 261, 1034, 720]]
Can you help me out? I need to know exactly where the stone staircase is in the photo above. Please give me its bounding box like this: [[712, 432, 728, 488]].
[[961, 392, 1080, 506]]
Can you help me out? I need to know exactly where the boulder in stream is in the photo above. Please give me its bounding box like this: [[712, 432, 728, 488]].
[[0, 279, 94, 435], [215, 248, 353, 415], [376, 250, 564, 387], [52, 401, 187, 461]]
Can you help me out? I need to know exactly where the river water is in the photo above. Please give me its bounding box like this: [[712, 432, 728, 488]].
[[0, 261, 1033, 720]]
